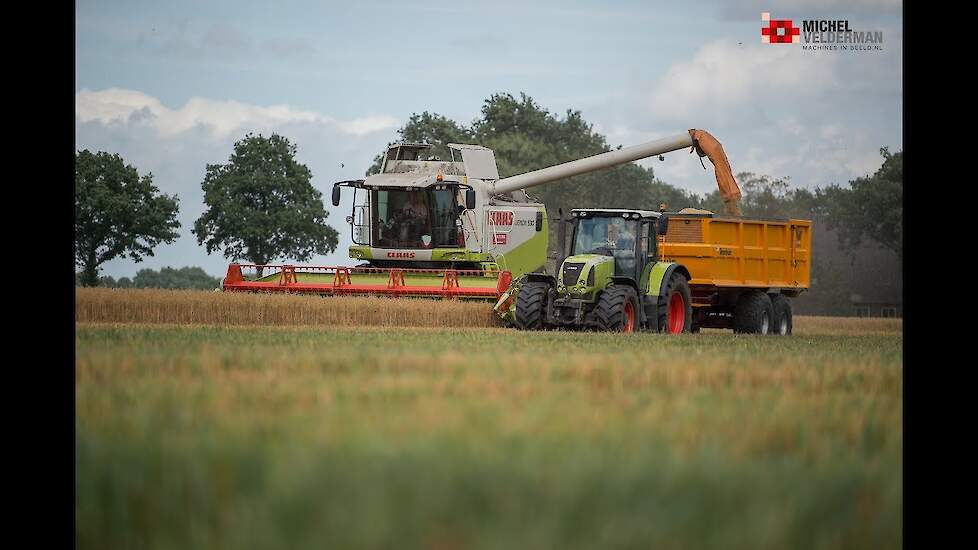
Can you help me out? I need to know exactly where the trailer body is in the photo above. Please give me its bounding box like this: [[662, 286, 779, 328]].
[[659, 212, 811, 331], [661, 213, 811, 290]]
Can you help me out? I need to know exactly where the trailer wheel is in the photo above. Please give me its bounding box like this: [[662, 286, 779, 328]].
[[514, 282, 550, 330], [770, 294, 793, 336], [656, 273, 692, 334], [595, 286, 640, 333], [733, 291, 774, 334]]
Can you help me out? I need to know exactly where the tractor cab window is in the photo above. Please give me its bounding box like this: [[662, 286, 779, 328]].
[[371, 188, 463, 249], [572, 216, 640, 277]]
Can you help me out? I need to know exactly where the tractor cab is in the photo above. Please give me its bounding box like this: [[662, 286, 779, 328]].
[[567, 209, 663, 281]]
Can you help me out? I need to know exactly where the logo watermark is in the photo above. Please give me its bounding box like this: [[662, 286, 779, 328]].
[[761, 12, 883, 51]]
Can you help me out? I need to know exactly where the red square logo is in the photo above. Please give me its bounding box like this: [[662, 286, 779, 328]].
[[493, 233, 508, 245], [761, 13, 800, 44]]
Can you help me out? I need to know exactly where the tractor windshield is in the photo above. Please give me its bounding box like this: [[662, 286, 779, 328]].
[[371, 188, 464, 249], [571, 216, 640, 275]]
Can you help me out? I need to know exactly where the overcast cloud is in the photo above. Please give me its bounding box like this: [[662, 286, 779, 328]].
[[76, 0, 902, 279]]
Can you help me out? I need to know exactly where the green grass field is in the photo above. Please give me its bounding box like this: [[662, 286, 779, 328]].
[[76, 321, 902, 550]]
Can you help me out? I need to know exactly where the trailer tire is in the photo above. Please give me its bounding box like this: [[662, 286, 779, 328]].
[[770, 294, 793, 336], [733, 291, 774, 334], [514, 282, 550, 330], [595, 286, 640, 333], [656, 273, 692, 334]]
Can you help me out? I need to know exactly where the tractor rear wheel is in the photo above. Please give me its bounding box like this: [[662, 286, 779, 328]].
[[733, 291, 774, 334], [514, 281, 551, 330], [656, 273, 692, 334], [770, 294, 793, 335], [595, 286, 640, 333]]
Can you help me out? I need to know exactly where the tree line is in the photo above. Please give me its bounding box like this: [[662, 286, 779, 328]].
[[75, 92, 901, 314], [76, 266, 221, 290]]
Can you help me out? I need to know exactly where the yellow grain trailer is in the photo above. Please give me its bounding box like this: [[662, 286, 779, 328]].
[[660, 212, 811, 333]]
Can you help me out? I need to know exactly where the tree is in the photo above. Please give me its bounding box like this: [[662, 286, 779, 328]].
[[193, 133, 339, 275], [820, 148, 903, 262], [75, 150, 181, 287], [699, 173, 819, 219]]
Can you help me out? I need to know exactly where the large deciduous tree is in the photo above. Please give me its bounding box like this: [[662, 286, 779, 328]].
[[193, 133, 339, 274], [74, 150, 181, 287], [820, 148, 903, 262]]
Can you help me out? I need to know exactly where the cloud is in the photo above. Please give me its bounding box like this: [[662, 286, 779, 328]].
[[336, 115, 401, 136], [609, 32, 901, 195], [645, 40, 838, 125], [75, 88, 399, 140]]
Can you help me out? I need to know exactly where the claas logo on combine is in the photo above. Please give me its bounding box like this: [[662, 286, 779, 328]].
[[386, 252, 415, 258], [489, 211, 514, 226]]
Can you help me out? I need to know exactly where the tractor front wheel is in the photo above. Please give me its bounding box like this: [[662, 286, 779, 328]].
[[595, 286, 640, 333], [514, 281, 551, 330], [657, 273, 692, 334]]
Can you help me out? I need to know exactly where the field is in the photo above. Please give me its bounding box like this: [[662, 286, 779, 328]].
[[76, 289, 903, 549]]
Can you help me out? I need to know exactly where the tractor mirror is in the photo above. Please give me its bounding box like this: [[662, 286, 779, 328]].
[[465, 189, 476, 210], [657, 216, 669, 236], [331, 186, 341, 207]]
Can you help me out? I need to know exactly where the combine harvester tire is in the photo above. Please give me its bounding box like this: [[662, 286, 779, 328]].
[[514, 281, 550, 330]]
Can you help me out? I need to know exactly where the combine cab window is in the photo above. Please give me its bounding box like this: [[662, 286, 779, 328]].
[[571, 216, 640, 277], [371, 189, 463, 249]]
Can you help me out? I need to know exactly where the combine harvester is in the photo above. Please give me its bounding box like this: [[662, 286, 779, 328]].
[[222, 129, 811, 334]]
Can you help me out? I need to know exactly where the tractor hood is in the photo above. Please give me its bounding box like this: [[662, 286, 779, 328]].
[[558, 254, 615, 298]]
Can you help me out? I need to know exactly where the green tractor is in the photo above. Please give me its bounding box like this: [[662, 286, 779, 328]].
[[495, 208, 692, 333]]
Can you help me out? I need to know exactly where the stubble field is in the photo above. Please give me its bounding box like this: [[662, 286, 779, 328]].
[[75, 289, 902, 549]]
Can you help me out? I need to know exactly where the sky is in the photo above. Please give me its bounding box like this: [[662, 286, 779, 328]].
[[75, 0, 903, 279]]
